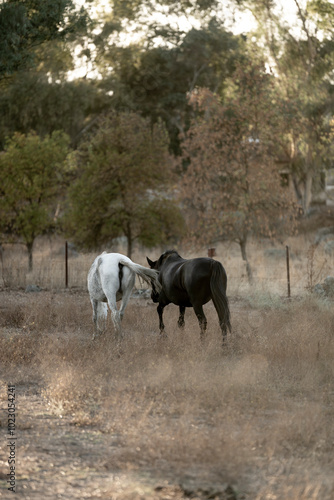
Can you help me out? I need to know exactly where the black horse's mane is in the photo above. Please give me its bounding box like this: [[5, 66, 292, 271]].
[[162, 249, 181, 258], [157, 249, 182, 266]]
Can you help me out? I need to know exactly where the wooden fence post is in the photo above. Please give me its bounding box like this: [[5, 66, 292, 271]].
[[208, 248, 216, 258], [65, 241, 68, 288], [286, 245, 291, 298]]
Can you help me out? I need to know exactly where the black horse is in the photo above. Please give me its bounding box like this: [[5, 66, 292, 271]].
[[147, 250, 231, 341]]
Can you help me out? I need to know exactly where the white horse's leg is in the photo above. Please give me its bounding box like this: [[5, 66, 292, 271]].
[[92, 301, 108, 339], [91, 299, 98, 327], [119, 287, 133, 323], [106, 293, 122, 340], [91, 299, 99, 339], [119, 273, 135, 323], [97, 302, 108, 331]]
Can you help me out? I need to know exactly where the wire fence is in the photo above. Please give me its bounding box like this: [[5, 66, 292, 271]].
[[1, 240, 329, 299]]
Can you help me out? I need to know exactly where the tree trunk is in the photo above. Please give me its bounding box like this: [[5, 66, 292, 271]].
[[291, 169, 313, 214], [126, 221, 133, 259], [303, 169, 313, 214], [127, 238, 133, 259], [292, 174, 303, 207], [239, 237, 253, 284], [302, 144, 314, 214], [27, 241, 34, 272]]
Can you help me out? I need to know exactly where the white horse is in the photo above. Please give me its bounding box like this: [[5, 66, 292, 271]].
[[87, 252, 161, 339]]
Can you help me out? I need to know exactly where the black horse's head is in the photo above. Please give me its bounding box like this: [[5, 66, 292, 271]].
[[147, 250, 181, 271], [147, 251, 182, 303], [146, 256, 158, 270], [147, 256, 161, 302]]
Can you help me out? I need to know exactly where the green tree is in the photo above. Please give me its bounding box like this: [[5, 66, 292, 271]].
[[0, 71, 108, 149], [64, 111, 185, 257], [93, 1, 244, 154], [0, 130, 71, 270], [238, 0, 334, 212], [0, 0, 89, 80], [0, 1, 102, 149], [111, 0, 219, 20], [107, 23, 243, 154]]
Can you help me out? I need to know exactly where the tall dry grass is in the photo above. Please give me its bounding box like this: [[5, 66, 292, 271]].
[[2, 232, 334, 296], [1, 287, 334, 498]]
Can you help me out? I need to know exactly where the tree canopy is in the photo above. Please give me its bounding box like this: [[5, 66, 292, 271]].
[[179, 64, 298, 280], [64, 111, 185, 257], [0, 0, 89, 80], [2, 0, 334, 266], [238, 0, 334, 212], [95, 19, 244, 154], [0, 130, 71, 270]]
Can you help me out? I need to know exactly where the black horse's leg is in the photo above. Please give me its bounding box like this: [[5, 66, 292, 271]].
[[193, 304, 207, 340], [177, 306, 185, 329], [157, 304, 166, 336]]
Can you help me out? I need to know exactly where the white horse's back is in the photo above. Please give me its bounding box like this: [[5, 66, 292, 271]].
[[87, 252, 160, 340], [88, 253, 133, 301]]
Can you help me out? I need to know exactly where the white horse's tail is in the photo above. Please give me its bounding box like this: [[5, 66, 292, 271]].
[[119, 260, 161, 293]]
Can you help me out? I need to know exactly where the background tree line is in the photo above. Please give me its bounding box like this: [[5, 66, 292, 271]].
[[1, 0, 334, 274]]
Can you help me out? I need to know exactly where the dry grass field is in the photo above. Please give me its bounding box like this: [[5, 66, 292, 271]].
[[0, 234, 334, 499]]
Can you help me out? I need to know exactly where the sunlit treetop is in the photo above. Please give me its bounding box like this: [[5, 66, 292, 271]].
[[0, 0, 90, 79]]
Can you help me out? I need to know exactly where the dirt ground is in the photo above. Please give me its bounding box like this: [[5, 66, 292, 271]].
[[0, 289, 334, 500]]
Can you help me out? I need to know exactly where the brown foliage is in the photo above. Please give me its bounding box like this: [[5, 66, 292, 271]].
[[179, 65, 298, 248]]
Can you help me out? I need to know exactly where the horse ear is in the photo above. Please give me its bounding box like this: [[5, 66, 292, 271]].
[[147, 257, 154, 268]]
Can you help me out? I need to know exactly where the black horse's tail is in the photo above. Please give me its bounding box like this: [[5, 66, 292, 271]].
[[210, 260, 231, 337]]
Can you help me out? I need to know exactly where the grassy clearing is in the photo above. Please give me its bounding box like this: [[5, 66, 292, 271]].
[[1, 288, 334, 499], [2, 229, 334, 296]]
